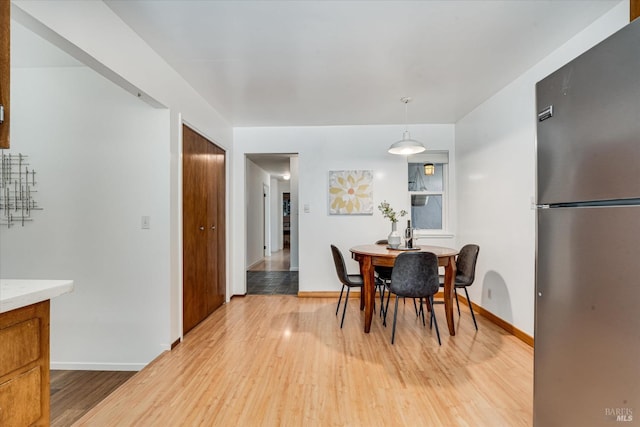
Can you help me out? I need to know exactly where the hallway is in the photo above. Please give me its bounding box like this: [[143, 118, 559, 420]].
[[247, 249, 298, 295], [248, 248, 290, 272]]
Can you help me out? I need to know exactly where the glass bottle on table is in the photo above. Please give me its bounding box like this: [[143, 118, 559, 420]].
[[404, 219, 413, 249]]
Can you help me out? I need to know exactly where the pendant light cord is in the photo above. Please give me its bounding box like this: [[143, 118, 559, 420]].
[[401, 96, 411, 133]]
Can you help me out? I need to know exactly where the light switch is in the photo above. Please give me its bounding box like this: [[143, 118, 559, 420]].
[[141, 216, 150, 229], [303, 204, 310, 213]]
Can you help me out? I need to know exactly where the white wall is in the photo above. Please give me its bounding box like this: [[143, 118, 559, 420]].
[[454, 2, 629, 336], [268, 177, 291, 254], [13, 0, 235, 348], [1, 66, 170, 370], [245, 159, 271, 268], [12, 1, 231, 147], [269, 177, 280, 252], [288, 156, 300, 271], [232, 125, 455, 295]]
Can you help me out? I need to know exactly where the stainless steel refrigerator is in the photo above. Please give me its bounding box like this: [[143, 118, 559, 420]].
[[535, 19, 640, 427]]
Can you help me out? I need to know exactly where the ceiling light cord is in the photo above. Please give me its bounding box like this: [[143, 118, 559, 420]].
[[388, 97, 426, 155], [403, 97, 410, 132]]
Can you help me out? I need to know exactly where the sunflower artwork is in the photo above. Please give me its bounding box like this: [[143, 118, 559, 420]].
[[328, 170, 373, 215]]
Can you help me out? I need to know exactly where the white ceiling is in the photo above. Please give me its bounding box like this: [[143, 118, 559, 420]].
[[11, 1, 623, 176], [104, 0, 622, 127], [246, 153, 296, 179]]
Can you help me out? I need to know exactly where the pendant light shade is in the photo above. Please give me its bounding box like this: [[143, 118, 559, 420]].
[[388, 97, 425, 155], [423, 162, 435, 175], [388, 131, 426, 155]]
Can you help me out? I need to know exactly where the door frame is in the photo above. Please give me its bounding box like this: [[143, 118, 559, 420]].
[[263, 183, 270, 257]]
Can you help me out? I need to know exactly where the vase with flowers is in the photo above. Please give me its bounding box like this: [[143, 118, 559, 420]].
[[377, 201, 407, 249]]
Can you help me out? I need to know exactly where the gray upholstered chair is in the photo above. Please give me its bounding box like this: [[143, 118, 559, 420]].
[[376, 239, 419, 321], [330, 244, 364, 328], [386, 251, 441, 345], [438, 244, 480, 330]]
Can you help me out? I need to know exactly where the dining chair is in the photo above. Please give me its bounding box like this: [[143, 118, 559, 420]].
[[330, 244, 364, 328], [375, 239, 419, 321], [374, 239, 392, 317], [437, 244, 480, 330], [386, 251, 441, 345]]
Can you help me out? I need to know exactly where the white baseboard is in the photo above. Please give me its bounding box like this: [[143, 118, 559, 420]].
[[50, 361, 144, 371], [289, 266, 299, 271]]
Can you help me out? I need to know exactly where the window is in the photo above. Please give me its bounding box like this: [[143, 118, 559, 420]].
[[407, 152, 449, 235]]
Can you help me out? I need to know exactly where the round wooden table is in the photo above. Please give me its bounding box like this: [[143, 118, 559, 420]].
[[350, 244, 459, 336]]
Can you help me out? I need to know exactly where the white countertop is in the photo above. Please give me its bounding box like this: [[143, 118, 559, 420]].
[[0, 279, 74, 313]]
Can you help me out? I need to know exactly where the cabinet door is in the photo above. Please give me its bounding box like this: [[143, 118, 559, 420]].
[[0, 301, 50, 426], [0, 0, 9, 149]]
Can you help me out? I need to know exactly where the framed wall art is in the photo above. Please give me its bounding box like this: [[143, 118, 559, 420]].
[[328, 170, 373, 215]]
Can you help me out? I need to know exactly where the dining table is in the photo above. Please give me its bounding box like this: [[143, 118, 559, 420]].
[[350, 244, 459, 336]]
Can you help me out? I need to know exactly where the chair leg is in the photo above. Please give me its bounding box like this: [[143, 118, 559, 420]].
[[379, 282, 386, 318], [340, 287, 350, 328], [429, 296, 441, 346], [455, 288, 461, 316], [336, 285, 345, 316], [391, 295, 399, 344], [413, 298, 419, 317], [383, 288, 392, 327], [420, 298, 426, 327], [463, 287, 478, 331]]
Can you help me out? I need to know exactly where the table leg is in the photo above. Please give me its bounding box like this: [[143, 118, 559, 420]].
[[361, 256, 375, 333], [443, 255, 457, 336]]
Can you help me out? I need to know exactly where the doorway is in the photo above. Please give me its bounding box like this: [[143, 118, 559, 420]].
[[245, 154, 299, 295], [282, 192, 290, 249]]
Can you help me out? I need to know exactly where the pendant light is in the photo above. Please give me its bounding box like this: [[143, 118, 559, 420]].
[[423, 163, 435, 175], [388, 97, 425, 155]]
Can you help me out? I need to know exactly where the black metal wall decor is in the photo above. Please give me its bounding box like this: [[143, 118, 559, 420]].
[[0, 152, 42, 227]]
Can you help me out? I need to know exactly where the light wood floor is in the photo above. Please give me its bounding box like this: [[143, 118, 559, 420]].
[[248, 248, 290, 271], [74, 296, 533, 426]]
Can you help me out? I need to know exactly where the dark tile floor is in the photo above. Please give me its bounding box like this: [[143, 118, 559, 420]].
[[247, 271, 299, 295]]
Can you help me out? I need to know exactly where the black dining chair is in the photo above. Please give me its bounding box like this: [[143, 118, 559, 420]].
[[438, 244, 480, 330], [377, 239, 420, 322], [374, 239, 393, 317], [330, 244, 364, 328], [386, 251, 441, 345]]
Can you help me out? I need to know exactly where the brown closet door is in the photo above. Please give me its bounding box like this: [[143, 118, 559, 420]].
[[209, 143, 226, 312], [182, 126, 226, 335], [182, 127, 208, 334], [0, 0, 10, 149]]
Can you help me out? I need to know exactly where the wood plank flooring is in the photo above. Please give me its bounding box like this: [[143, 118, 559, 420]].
[[248, 248, 290, 271], [73, 295, 533, 426], [50, 370, 135, 426]]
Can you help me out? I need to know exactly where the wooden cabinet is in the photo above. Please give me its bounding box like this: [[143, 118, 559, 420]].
[[0, 0, 9, 149], [0, 301, 50, 426], [182, 125, 226, 334]]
